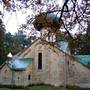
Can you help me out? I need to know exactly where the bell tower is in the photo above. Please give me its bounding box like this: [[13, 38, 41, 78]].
[[40, 28, 56, 42]]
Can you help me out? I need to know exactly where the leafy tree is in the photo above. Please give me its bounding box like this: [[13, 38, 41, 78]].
[[1, 0, 89, 36], [33, 13, 63, 42], [4, 30, 36, 57], [0, 19, 6, 64], [4, 32, 13, 56], [0, 0, 90, 54], [33, 13, 53, 31], [4, 31, 27, 56], [7, 31, 27, 54]]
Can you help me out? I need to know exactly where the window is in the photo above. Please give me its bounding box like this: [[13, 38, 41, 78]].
[[38, 53, 42, 69], [28, 74, 31, 80], [67, 60, 69, 65], [18, 77, 19, 80]]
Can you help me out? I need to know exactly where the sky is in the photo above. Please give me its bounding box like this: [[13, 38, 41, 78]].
[[0, 0, 83, 35], [0, 0, 64, 34], [3, 10, 32, 34]]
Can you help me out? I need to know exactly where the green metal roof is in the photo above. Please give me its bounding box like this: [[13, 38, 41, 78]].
[[74, 55, 90, 68], [8, 58, 32, 71]]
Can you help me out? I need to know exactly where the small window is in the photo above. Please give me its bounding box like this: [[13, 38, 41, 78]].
[[67, 60, 69, 65], [18, 77, 19, 80], [38, 53, 42, 69], [28, 74, 31, 80]]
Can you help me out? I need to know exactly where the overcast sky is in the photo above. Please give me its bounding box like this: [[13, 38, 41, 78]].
[[0, 0, 83, 35], [0, 0, 63, 34]]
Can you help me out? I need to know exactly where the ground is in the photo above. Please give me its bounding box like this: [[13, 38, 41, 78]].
[[0, 85, 90, 90], [0, 88, 22, 90]]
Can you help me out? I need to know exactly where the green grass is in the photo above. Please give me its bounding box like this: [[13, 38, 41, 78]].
[[0, 88, 10, 90], [0, 85, 62, 90], [27, 85, 70, 90], [29, 85, 54, 90], [0, 88, 23, 90], [0, 85, 90, 90]]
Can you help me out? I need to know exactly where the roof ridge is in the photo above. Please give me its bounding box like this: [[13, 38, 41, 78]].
[[19, 38, 41, 56], [0, 62, 6, 69], [19, 38, 72, 58]]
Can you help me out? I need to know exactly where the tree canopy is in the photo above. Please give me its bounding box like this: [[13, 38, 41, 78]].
[[33, 13, 63, 31], [0, 0, 90, 55], [0, 0, 89, 37], [0, 19, 6, 64]]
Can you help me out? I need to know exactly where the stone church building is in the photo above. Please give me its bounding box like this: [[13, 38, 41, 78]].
[[0, 28, 90, 87]]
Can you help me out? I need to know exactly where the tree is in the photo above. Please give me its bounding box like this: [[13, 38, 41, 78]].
[[1, 0, 90, 54], [1, 0, 89, 36], [8, 30, 27, 54], [0, 19, 6, 64], [33, 13, 63, 42]]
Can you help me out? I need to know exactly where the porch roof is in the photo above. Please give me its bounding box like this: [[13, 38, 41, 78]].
[[8, 58, 32, 71], [74, 55, 90, 68]]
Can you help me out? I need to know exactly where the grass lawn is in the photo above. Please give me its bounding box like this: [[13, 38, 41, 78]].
[[29, 85, 55, 90], [0, 85, 90, 90], [0, 88, 10, 90], [0, 88, 23, 90], [28, 85, 70, 90], [0, 85, 69, 90]]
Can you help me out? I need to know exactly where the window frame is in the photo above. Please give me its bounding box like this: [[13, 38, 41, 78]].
[[38, 52, 42, 70]]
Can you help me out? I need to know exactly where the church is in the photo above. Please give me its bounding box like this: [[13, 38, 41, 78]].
[[0, 28, 90, 87]]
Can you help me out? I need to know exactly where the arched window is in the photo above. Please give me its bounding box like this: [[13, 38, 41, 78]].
[[38, 53, 42, 69], [28, 74, 31, 80]]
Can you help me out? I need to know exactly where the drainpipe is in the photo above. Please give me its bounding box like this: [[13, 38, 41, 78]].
[[11, 65, 15, 87], [64, 53, 67, 89]]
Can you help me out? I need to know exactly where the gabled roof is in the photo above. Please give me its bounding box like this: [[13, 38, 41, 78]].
[[74, 55, 90, 68], [9, 38, 90, 69], [19, 38, 70, 57], [0, 57, 32, 71], [0, 61, 6, 69], [18, 38, 40, 56]]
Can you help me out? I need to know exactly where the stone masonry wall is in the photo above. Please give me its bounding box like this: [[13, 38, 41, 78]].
[[66, 55, 90, 88], [19, 39, 90, 87], [0, 64, 32, 86]]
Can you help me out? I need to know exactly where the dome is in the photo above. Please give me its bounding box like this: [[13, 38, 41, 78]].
[[47, 13, 59, 20]]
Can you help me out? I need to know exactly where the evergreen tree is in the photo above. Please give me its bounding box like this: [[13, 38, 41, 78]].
[[0, 19, 6, 64]]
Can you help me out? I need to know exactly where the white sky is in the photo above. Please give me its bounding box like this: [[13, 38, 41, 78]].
[[1, 0, 83, 35], [1, 0, 64, 34], [3, 10, 32, 34]]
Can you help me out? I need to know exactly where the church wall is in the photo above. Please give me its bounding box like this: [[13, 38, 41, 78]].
[[0, 64, 32, 87], [19, 39, 75, 86], [1, 39, 90, 87], [65, 55, 90, 88], [13, 64, 32, 86], [31, 43, 66, 86], [0, 65, 12, 85], [31, 44, 49, 84], [69, 60, 90, 87], [46, 45, 64, 86], [20, 39, 41, 58]]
